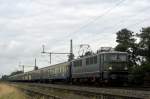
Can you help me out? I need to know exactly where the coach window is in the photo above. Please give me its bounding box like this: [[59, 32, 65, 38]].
[[56, 68, 59, 74], [76, 61, 78, 67], [74, 60, 82, 67], [57, 67, 59, 73], [53, 68, 55, 75], [86, 58, 89, 65], [48, 69, 50, 76], [54, 68, 56, 75], [59, 67, 60, 73], [61, 67, 63, 73], [60, 67, 63, 73], [80, 60, 82, 66], [74, 61, 76, 67], [90, 57, 94, 64], [62, 66, 65, 73], [94, 56, 97, 64], [74, 61, 77, 67], [64, 66, 66, 72], [57, 68, 59, 73], [50, 69, 52, 76]]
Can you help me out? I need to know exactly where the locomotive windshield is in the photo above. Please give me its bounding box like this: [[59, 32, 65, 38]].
[[107, 53, 128, 71], [108, 53, 127, 62]]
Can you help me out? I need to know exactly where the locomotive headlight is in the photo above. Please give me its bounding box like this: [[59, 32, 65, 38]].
[[124, 67, 128, 70], [108, 66, 112, 70]]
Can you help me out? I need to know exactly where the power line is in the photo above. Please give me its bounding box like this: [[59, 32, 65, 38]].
[[52, 0, 127, 47], [65, 0, 150, 42], [112, 7, 150, 30], [73, 3, 150, 41], [125, 17, 150, 29], [41, 40, 73, 64], [67, 0, 126, 36], [35, 0, 127, 53]]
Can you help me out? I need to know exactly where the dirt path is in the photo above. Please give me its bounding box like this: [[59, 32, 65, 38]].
[[0, 83, 26, 99]]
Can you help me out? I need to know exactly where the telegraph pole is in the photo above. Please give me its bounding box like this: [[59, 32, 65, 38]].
[[34, 58, 38, 70], [19, 58, 38, 73], [42, 45, 52, 64], [68, 39, 74, 61], [68, 40, 74, 82], [41, 40, 74, 64]]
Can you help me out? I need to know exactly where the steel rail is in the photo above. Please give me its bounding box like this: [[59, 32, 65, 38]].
[[9, 82, 150, 99]]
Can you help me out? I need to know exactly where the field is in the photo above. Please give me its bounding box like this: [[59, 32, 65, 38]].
[[0, 83, 26, 99]]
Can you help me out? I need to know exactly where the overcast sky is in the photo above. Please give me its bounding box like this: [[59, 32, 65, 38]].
[[0, 0, 150, 75]]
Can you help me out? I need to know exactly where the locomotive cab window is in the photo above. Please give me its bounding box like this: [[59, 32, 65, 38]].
[[106, 53, 128, 71], [108, 53, 127, 62], [74, 60, 82, 67], [94, 56, 97, 64], [86, 56, 97, 65], [86, 58, 90, 65]]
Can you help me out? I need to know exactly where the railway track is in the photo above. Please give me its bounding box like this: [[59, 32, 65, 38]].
[[11, 83, 63, 99], [8, 82, 150, 99]]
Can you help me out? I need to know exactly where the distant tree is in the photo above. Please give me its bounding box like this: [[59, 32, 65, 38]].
[[115, 27, 150, 85], [115, 28, 136, 51], [79, 51, 93, 58], [115, 28, 137, 66], [1, 75, 9, 80], [0, 71, 23, 81], [137, 27, 150, 63], [10, 70, 23, 76], [129, 62, 150, 85], [84, 51, 93, 56]]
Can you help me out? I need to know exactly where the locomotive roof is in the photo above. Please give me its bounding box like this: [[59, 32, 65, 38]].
[[71, 51, 127, 61]]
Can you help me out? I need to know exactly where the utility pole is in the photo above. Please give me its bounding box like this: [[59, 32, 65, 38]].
[[34, 58, 38, 70], [68, 40, 74, 82], [42, 45, 52, 64], [19, 58, 38, 73], [41, 40, 74, 64], [68, 39, 74, 61]]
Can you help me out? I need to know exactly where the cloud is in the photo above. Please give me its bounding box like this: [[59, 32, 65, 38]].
[[0, 0, 150, 75]]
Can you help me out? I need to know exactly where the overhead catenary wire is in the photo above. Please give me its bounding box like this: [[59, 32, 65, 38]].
[[125, 17, 150, 29], [37, 0, 127, 53], [64, 0, 150, 43], [67, 0, 150, 43], [47, 0, 127, 49], [43, 0, 150, 56], [65, 0, 126, 38]]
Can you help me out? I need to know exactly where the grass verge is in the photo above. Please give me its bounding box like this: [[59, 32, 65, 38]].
[[0, 83, 26, 99]]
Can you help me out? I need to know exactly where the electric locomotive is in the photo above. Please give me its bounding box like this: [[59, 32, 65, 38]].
[[71, 51, 128, 84]]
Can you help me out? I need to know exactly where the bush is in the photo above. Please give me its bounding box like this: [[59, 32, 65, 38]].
[[129, 63, 150, 85]]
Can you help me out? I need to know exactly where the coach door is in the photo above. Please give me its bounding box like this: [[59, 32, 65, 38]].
[[99, 54, 104, 80], [40, 70, 44, 80]]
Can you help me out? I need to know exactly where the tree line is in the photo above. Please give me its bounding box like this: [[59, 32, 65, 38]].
[[115, 27, 150, 85], [1, 71, 23, 80]]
